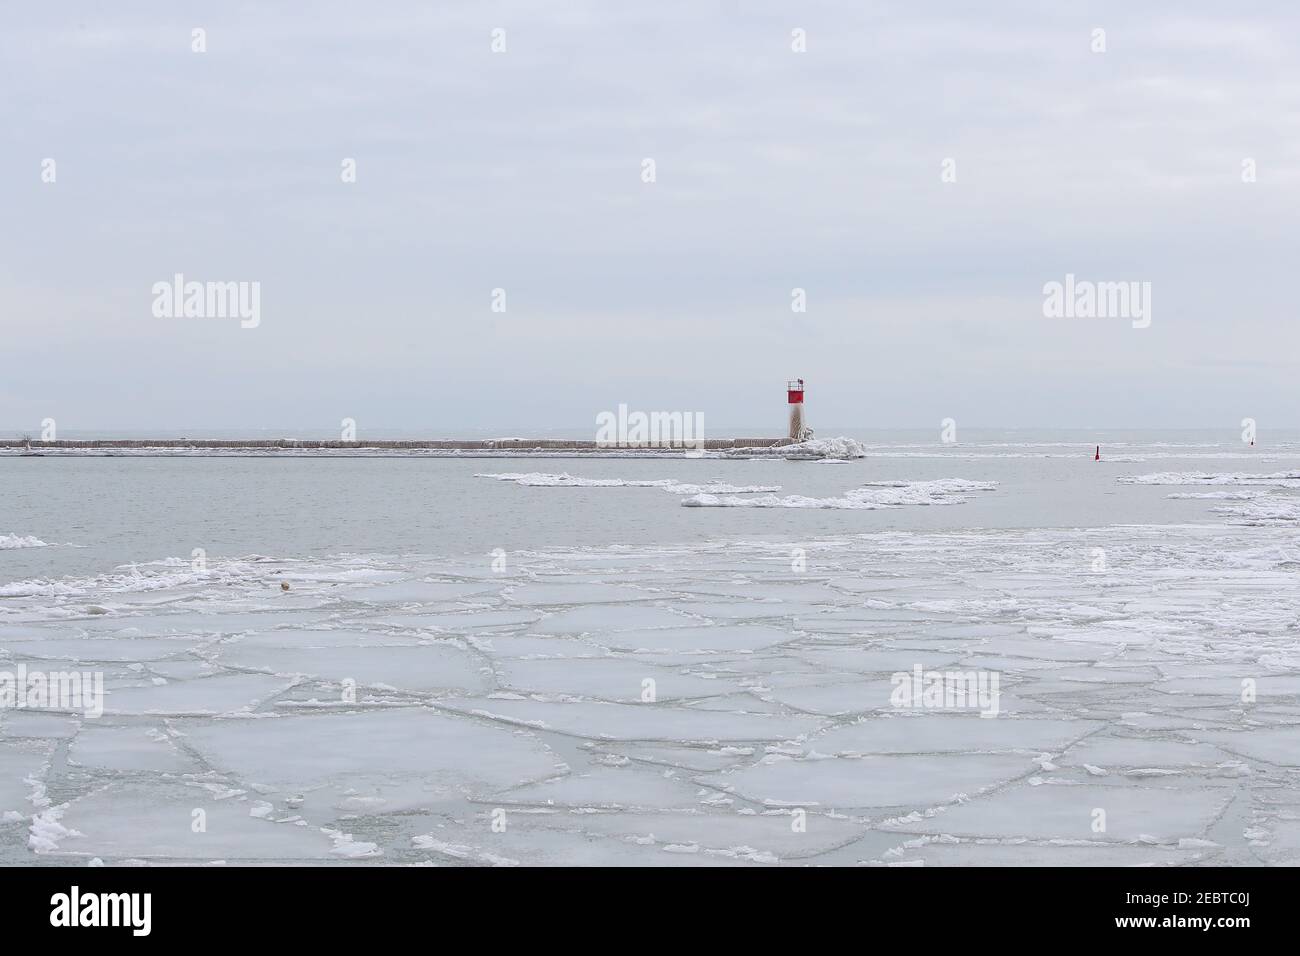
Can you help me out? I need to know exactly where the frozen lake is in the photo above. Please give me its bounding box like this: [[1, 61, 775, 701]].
[[2, 431, 1298, 865]]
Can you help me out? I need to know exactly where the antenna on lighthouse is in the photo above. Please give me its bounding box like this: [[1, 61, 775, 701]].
[[787, 378, 811, 441]]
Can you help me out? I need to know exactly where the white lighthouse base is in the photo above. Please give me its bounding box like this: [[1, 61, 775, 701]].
[[788, 406, 812, 442]]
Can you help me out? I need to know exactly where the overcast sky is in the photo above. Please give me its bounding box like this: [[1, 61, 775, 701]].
[[3, 1, 1298, 434]]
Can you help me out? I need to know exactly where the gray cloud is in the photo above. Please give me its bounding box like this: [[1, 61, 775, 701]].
[[2, 1, 1297, 432]]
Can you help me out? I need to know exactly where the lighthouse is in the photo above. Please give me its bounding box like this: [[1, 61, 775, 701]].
[[787, 378, 808, 441]]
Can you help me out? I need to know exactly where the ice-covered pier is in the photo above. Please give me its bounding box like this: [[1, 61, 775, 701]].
[[0, 437, 794, 457]]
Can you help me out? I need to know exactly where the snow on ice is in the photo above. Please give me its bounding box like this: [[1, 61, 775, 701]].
[[0, 519, 1297, 865]]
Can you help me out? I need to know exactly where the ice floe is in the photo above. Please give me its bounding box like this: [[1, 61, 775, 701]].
[[0, 535, 49, 550], [1119, 471, 1300, 487], [2, 521, 1298, 865], [731, 436, 867, 459], [1121, 473, 1300, 525], [682, 479, 997, 509], [477, 473, 780, 494]]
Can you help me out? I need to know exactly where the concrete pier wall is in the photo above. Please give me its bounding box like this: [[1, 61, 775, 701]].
[[0, 438, 791, 451]]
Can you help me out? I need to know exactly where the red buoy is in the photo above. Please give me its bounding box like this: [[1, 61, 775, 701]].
[[1094, 446, 1100, 461]]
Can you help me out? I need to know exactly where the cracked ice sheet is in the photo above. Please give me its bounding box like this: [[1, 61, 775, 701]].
[[758, 678, 1046, 718], [492, 766, 710, 810], [373, 609, 541, 631], [1158, 676, 1300, 698], [504, 583, 661, 605], [408, 821, 760, 867], [677, 601, 833, 621], [0, 636, 207, 662], [40, 781, 340, 862], [229, 627, 427, 649], [0, 740, 54, 815], [213, 642, 492, 695], [532, 605, 701, 634], [100, 674, 294, 716], [3, 522, 1300, 863], [497, 658, 741, 701], [0, 713, 81, 739], [174, 709, 563, 810], [67, 726, 198, 773], [793, 646, 964, 673], [1192, 728, 1300, 767], [408, 807, 869, 866], [888, 783, 1233, 844], [571, 810, 866, 861], [469, 635, 607, 658], [351, 580, 503, 604], [591, 625, 799, 653], [441, 697, 826, 742], [812, 716, 1100, 755], [76, 611, 338, 636], [868, 842, 1215, 867], [588, 743, 755, 773], [1056, 737, 1229, 771], [708, 754, 1037, 810]]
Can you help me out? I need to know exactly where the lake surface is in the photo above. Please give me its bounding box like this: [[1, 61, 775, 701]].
[[1, 430, 1297, 865]]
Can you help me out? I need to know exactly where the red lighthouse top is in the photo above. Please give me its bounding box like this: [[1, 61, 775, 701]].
[[787, 378, 804, 404]]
